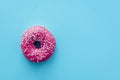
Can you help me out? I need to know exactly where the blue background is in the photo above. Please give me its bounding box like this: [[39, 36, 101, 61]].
[[0, 0, 120, 80]]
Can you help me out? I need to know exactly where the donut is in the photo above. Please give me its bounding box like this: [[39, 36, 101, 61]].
[[21, 26, 56, 62]]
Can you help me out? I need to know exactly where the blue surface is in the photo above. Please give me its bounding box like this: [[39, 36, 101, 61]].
[[0, 0, 120, 80]]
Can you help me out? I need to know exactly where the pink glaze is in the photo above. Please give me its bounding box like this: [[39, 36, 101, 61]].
[[21, 26, 56, 62]]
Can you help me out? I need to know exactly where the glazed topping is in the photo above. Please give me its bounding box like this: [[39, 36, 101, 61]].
[[21, 26, 56, 62]]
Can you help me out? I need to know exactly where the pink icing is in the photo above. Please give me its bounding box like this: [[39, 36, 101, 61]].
[[21, 26, 56, 62]]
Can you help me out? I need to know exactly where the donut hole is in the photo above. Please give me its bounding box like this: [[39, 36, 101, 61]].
[[34, 41, 41, 48]]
